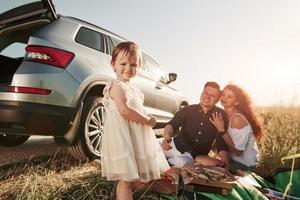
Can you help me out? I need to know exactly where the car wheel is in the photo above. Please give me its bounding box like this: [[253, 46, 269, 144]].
[[0, 133, 30, 146], [68, 96, 104, 161]]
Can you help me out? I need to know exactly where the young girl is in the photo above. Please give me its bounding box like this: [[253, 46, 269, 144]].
[[101, 41, 170, 200], [210, 84, 263, 175]]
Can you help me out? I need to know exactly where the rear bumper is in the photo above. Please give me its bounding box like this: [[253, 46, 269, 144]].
[[0, 100, 75, 136]]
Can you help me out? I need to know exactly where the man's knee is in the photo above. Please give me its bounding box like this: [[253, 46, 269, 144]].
[[194, 155, 223, 167]]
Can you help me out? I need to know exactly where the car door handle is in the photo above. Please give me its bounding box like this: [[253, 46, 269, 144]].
[[155, 84, 162, 89]]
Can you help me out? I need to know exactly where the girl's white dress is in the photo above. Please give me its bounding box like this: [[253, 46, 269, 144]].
[[101, 80, 170, 182]]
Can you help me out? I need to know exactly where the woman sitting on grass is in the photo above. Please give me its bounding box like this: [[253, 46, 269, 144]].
[[210, 84, 263, 175]]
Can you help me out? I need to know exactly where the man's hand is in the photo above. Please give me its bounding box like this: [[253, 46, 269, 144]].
[[162, 138, 172, 150]]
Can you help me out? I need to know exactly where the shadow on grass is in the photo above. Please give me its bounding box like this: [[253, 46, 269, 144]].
[[0, 149, 162, 200]]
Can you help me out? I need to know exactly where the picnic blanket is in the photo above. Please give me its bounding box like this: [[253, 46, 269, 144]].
[[160, 168, 300, 200], [251, 168, 300, 197], [161, 173, 268, 200]]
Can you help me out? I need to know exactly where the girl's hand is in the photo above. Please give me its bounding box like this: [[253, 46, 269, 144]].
[[147, 115, 156, 127], [209, 112, 225, 132]]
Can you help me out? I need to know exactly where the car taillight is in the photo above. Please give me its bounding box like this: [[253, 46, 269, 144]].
[[8, 86, 52, 95], [25, 45, 74, 68]]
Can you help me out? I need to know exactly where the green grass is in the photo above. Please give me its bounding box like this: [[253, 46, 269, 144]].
[[0, 106, 299, 199], [0, 150, 161, 200]]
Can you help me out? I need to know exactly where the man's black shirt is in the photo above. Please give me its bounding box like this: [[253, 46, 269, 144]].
[[168, 104, 228, 158]]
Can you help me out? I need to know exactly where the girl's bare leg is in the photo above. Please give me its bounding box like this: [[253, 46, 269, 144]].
[[116, 180, 133, 200]]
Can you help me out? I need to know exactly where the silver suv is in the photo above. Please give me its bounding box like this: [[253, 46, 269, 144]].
[[0, 0, 188, 160]]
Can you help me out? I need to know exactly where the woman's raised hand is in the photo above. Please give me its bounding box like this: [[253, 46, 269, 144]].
[[209, 112, 225, 132]]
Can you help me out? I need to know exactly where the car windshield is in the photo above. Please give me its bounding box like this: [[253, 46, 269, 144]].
[[0, 0, 41, 14]]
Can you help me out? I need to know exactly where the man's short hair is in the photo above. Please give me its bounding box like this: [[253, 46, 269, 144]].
[[204, 81, 221, 91]]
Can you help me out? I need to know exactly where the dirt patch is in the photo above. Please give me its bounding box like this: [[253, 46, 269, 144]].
[[0, 136, 65, 167]]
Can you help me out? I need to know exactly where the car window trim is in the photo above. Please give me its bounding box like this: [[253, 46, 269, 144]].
[[104, 35, 113, 55], [43, 0, 57, 20]]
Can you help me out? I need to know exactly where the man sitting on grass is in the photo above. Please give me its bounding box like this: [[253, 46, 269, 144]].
[[160, 82, 229, 172]]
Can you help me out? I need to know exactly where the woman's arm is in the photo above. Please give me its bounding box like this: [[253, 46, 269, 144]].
[[228, 115, 249, 155], [110, 82, 155, 127], [222, 133, 242, 156]]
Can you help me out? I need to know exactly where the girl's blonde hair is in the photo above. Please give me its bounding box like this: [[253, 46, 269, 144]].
[[111, 41, 142, 67]]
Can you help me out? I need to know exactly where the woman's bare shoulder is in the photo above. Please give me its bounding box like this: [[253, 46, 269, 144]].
[[230, 114, 248, 129]]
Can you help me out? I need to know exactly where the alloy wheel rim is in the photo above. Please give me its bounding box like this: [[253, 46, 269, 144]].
[[85, 103, 105, 157]]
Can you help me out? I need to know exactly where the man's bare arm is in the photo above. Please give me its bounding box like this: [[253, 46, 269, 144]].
[[162, 124, 174, 150], [163, 124, 174, 139]]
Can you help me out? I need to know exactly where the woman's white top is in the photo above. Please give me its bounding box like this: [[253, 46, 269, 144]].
[[228, 113, 259, 167]]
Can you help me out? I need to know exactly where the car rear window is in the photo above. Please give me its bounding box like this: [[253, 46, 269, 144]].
[[75, 27, 104, 52]]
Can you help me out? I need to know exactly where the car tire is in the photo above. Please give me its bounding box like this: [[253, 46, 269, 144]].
[[68, 96, 105, 161], [0, 133, 30, 146]]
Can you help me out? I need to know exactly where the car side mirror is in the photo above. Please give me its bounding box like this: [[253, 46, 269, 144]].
[[167, 73, 177, 84]]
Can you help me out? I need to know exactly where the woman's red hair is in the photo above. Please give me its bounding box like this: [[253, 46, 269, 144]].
[[223, 84, 263, 142]]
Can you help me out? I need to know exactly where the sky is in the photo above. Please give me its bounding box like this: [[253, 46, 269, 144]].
[[53, 0, 300, 106]]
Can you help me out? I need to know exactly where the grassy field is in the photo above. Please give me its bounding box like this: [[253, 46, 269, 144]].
[[0, 151, 161, 200], [0, 106, 299, 199], [255, 106, 300, 176]]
